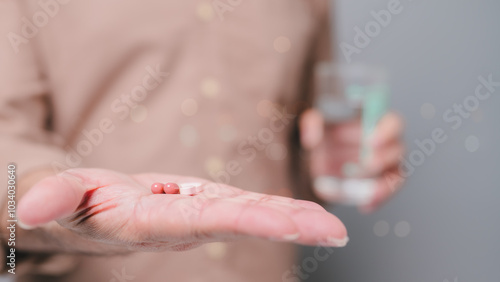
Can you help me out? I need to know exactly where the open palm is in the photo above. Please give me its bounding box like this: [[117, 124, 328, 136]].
[[18, 168, 348, 252]]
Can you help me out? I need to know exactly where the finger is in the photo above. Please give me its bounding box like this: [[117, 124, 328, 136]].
[[313, 145, 360, 161], [323, 120, 362, 146], [360, 165, 405, 213], [139, 192, 299, 241], [292, 209, 349, 247], [258, 193, 326, 211], [221, 192, 326, 212], [310, 146, 360, 177], [196, 193, 348, 247], [18, 171, 87, 228], [300, 109, 324, 150], [291, 199, 326, 211], [370, 112, 404, 148], [142, 190, 348, 247], [364, 142, 405, 176]]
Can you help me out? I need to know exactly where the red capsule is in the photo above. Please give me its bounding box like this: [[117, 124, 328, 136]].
[[151, 183, 165, 194], [163, 182, 180, 194]]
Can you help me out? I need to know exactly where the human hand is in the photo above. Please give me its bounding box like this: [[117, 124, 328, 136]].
[[17, 168, 349, 253], [300, 109, 405, 212]]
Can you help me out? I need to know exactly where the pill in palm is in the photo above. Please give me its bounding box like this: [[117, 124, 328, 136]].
[[151, 183, 165, 194], [179, 183, 202, 196], [179, 185, 197, 195], [163, 182, 180, 194]]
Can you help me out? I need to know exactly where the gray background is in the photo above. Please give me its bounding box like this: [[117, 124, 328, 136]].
[[301, 0, 500, 281]]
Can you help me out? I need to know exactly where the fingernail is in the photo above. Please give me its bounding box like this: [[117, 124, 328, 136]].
[[18, 220, 36, 230], [282, 233, 300, 241], [327, 236, 349, 247]]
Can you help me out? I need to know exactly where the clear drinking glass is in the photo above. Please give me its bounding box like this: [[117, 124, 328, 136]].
[[313, 63, 390, 206]]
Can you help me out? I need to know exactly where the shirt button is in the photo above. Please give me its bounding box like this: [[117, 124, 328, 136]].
[[204, 242, 228, 260], [196, 1, 215, 22]]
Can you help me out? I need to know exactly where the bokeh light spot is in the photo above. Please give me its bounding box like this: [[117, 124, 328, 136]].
[[374, 220, 390, 237], [181, 99, 198, 116], [196, 2, 214, 22], [394, 221, 411, 238], [420, 103, 436, 120], [266, 143, 287, 160], [201, 77, 220, 98], [273, 36, 291, 53], [465, 135, 480, 152], [179, 125, 199, 147], [204, 242, 227, 260]]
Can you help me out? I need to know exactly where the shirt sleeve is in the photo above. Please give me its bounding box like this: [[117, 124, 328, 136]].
[[0, 0, 75, 276]]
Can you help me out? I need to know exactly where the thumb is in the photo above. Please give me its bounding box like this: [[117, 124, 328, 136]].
[[299, 109, 324, 150], [18, 172, 86, 229]]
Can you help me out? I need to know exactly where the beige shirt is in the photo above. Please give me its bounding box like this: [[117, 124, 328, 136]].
[[0, 0, 331, 281]]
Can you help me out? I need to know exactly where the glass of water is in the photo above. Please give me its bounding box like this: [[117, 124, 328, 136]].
[[312, 62, 390, 206]]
